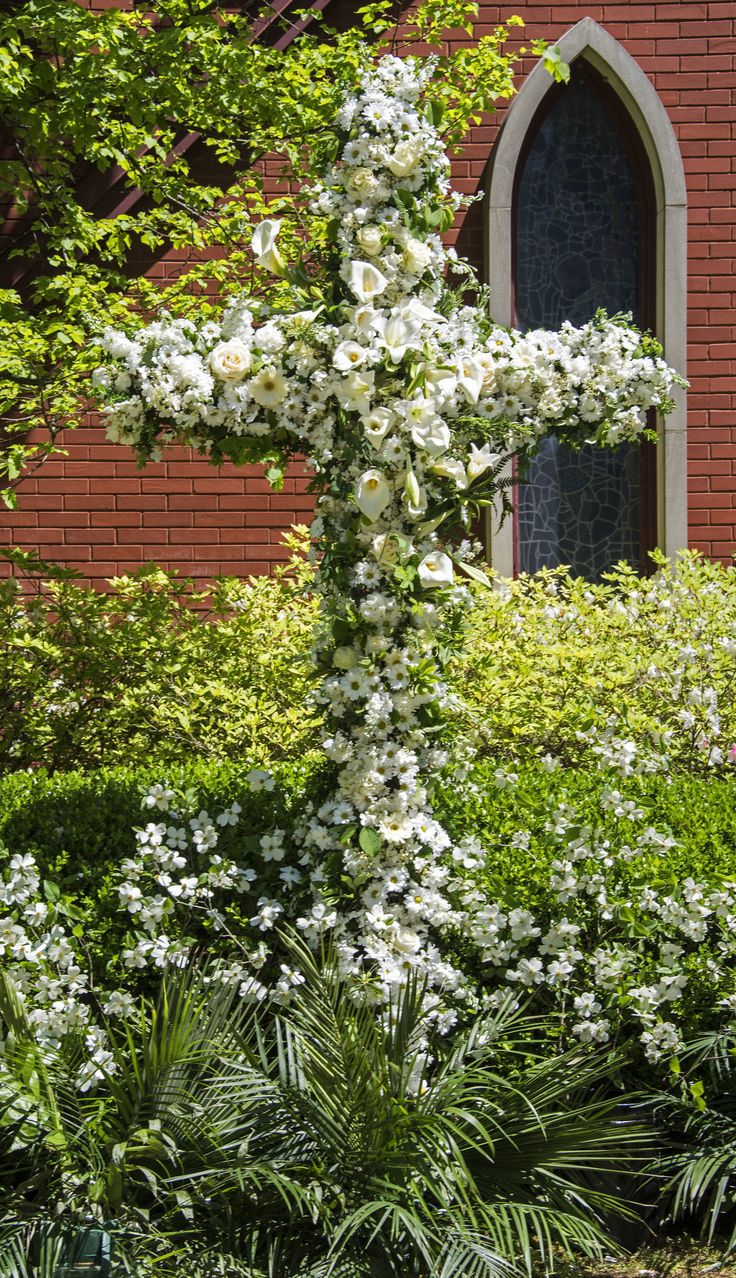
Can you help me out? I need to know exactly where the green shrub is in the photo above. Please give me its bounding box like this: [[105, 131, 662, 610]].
[[0, 756, 325, 990], [0, 531, 320, 774], [2, 758, 735, 1060], [455, 551, 736, 776], [3, 546, 736, 778]]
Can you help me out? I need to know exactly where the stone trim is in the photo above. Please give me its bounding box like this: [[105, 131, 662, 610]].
[[484, 17, 688, 576]]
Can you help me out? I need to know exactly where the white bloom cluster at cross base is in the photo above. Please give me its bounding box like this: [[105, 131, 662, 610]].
[[2, 56, 683, 1081], [4, 775, 735, 1081]]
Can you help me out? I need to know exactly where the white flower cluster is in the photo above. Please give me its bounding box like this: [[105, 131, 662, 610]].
[[457, 791, 736, 1062], [0, 852, 116, 1090]]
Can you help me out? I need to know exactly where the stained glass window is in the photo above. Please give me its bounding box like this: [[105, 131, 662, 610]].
[[514, 68, 648, 578]]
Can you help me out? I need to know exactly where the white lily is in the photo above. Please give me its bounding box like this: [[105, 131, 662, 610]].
[[418, 552, 454, 589], [382, 313, 421, 363], [457, 355, 485, 404], [334, 369, 375, 414], [355, 469, 391, 521], [352, 306, 384, 338], [467, 443, 501, 480]]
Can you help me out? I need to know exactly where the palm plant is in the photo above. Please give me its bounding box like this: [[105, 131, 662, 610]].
[[0, 941, 648, 1278], [648, 1028, 736, 1251]]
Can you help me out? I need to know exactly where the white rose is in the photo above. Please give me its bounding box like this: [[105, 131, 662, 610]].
[[355, 470, 391, 522], [209, 339, 252, 382], [348, 260, 388, 304], [418, 552, 454, 589], [387, 139, 422, 177], [251, 220, 287, 276], [344, 167, 377, 197], [356, 225, 383, 256], [371, 533, 400, 565], [403, 237, 432, 275], [411, 420, 451, 457]]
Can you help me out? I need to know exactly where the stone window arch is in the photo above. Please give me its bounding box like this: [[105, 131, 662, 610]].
[[484, 18, 687, 576]]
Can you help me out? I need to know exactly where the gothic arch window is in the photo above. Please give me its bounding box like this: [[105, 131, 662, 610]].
[[485, 19, 687, 577]]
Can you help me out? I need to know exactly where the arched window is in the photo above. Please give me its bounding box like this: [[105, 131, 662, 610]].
[[514, 64, 655, 578], [484, 19, 687, 578]]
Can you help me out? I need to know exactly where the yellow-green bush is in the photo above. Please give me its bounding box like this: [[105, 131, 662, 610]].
[[455, 551, 736, 776], [3, 543, 736, 777], [0, 531, 320, 773]]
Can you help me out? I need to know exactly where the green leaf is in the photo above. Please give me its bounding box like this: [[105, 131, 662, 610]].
[[455, 559, 492, 587], [358, 826, 381, 856]]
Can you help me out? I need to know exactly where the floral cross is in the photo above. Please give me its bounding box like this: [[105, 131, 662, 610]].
[[95, 54, 679, 1001]]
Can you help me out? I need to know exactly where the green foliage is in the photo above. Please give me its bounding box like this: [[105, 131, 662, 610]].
[[647, 1030, 736, 1251], [0, 531, 319, 773], [0, 942, 648, 1277], [4, 548, 736, 779], [436, 762, 736, 911], [455, 552, 736, 775]]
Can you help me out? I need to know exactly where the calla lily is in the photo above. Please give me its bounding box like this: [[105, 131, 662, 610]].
[[361, 407, 395, 448], [418, 552, 454, 589], [355, 469, 391, 522], [251, 220, 287, 276], [405, 477, 428, 520], [333, 341, 366, 371], [348, 260, 389, 304], [404, 468, 421, 509]]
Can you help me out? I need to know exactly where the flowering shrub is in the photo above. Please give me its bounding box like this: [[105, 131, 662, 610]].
[[1, 761, 734, 1087], [458, 551, 736, 776], [4, 548, 736, 781]]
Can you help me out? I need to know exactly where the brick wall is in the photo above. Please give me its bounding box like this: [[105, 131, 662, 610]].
[[1, 0, 735, 578]]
